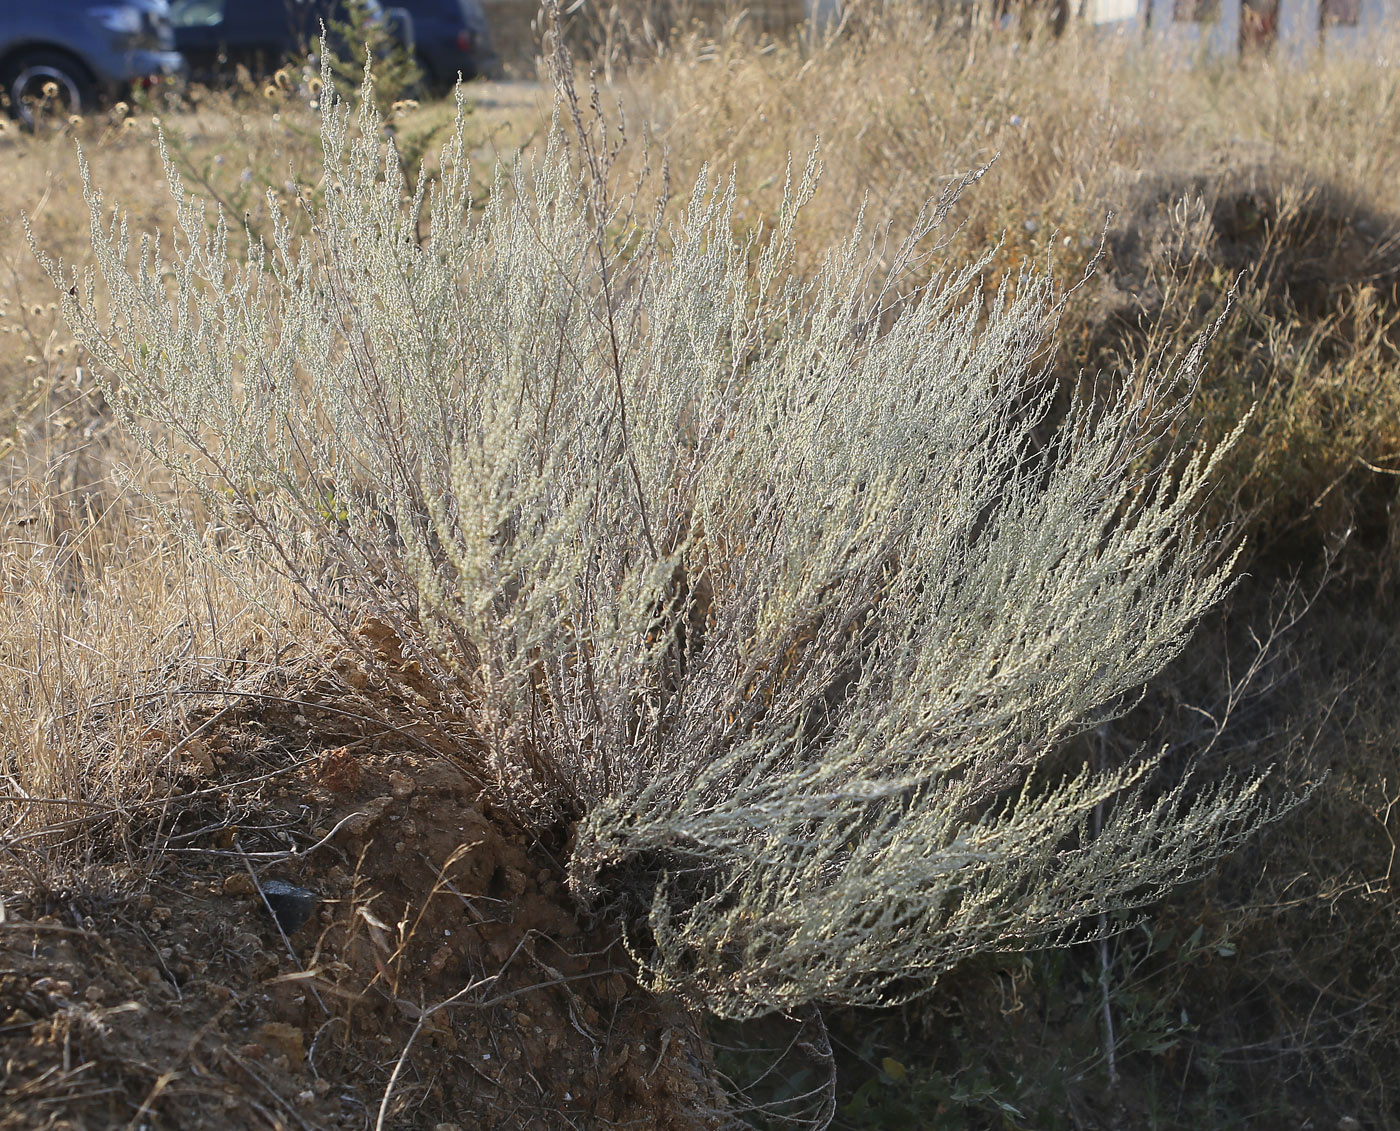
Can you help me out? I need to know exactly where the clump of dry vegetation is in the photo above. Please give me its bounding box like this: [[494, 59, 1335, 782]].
[[632, 9, 1400, 567], [614, 10, 1400, 1126], [2, 7, 1399, 1130]]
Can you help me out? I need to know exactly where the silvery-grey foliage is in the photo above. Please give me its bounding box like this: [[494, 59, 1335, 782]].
[[50, 61, 1273, 1021]]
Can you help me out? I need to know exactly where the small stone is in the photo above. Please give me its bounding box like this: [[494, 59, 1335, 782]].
[[260, 881, 318, 935], [425, 945, 453, 976], [388, 770, 415, 799], [223, 874, 256, 897], [341, 797, 392, 837]]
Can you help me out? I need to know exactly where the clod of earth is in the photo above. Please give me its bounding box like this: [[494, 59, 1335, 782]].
[[259, 880, 319, 935]]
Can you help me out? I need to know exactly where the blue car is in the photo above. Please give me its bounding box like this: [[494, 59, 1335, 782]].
[[0, 0, 185, 124], [392, 0, 497, 88], [169, 0, 411, 85]]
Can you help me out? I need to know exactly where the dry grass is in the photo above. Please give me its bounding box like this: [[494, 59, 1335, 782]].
[[0, 391, 325, 857], [0, 81, 553, 861], [600, 21, 1397, 1123], [0, 99, 333, 862], [1, 10, 1399, 1129], [627, 13, 1400, 569], [630, 10, 1400, 264]]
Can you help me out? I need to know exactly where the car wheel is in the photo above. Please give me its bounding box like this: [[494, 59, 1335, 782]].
[[1, 51, 97, 128]]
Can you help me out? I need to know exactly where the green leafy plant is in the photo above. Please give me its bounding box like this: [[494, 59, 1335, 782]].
[[326, 0, 423, 105]]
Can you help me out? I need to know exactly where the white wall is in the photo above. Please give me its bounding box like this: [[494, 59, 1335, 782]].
[[804, 0, 841, 30], [1320, 0, 1396, 58], [1146, 0, 1245, 59], [1274, 0, 1319, 61], [1087, 0, 1143, 23], [1273, 0, 1398, 60], [1070, 0, 1397, 59]]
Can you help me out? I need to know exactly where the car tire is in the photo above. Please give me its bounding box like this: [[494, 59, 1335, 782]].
[[1, 50, 97, 128]]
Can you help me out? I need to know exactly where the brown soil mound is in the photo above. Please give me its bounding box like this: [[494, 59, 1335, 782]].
[[0, 666, 727, 1130]]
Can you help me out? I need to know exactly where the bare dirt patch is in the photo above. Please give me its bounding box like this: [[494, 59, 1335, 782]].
[[0, 657, 724, 1130]]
